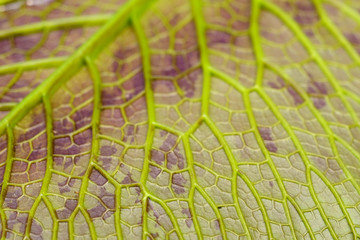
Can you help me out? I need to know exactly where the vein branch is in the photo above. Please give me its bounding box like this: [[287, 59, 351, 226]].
[[0, 128, 13, 239], [190, 0, 210, 116], [132, 6, 186, 240], [0, 57, 65, 75], [266, 62, 360, 196], [24, 95, 57, 239], [256, 87, 338, 239], [244, 91, 299, 239], [262, 0, 360, 133], [203, 116, 252, 239], [0, 14, 111, 40], [0, 0, 144, 136]]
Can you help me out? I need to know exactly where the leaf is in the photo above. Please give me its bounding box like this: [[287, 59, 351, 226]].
[[0, 0, 360, 239]]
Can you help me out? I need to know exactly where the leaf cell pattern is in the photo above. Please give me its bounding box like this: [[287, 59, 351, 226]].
[[0, 0, 359, 239]]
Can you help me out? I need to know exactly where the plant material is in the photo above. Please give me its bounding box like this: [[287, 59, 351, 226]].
[[0, 0, 360, 239]]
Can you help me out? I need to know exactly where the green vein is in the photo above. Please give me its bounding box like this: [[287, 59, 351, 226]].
[[310, 166, 357, 237], [286, 196, 315, 239], [182, 133, 204, 240], [250, 0, 264, 87], [314, 0, 360, 64], [91, 161, 126, 238], [265, 62, 360, 196], [194, 184, 228, 239], [132, 6, 155, 186], [190, 0, 211, 116], [209, 66, 248, 93], [186, 119, 231, 240], [313, 0, 360, 104], [325, 0, 360, 25], [212, 65, 295, 238], [79, 207, 96, 239], [0, 128, 13, 239], [334, 136, 360, 169], [92, 162, 120, 187], [141, 196, 149, 239], [68, 206, 96, 239], [0, 14, 111, 39], [186, 119, 247, 240], [42, 195, 59, 240], [71, 57, 102, 240], [236, 171, 272, 239], [256, 87, 338, 238], [249, 1, 304, 235], [131, 10, 153, 240], [0, 0, 143, 136], [0, 0, 15, 5], [131, 8, 188, 239], [24, 96, 56, 239], [147, 195, 185, 240], [0, 70, 22, 100], [343, 89, 360, 105], [0, 102, 16, 111], [132, 3, 185, 239], [68, 209, 76, 240], [0, 57, 65, 75], [244, 92, 298, 239], [261, 0, 360, 131], [153, 122, 184, 136], [258, 2, 360, 234], [204, 116, 251, 239], [115, 186, 123, 240], [0, 0, 359, 238]]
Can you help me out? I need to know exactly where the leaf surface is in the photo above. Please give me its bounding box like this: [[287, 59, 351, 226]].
[[0, 0, 360, 239]]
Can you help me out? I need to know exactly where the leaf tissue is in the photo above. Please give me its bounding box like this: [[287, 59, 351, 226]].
[[0, 0, 360, 239]]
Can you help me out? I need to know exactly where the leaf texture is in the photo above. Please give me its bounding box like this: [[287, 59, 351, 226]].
[[0, 0, 360, 239]]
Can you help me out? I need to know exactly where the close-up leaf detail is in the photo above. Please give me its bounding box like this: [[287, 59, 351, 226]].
[[0, 0, 360, 239]]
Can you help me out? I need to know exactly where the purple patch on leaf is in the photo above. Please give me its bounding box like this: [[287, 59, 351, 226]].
[[172, 173, 187, 194], [30, 220, 43, 235], [101, 87, 123, 106], [215, 219, 220, 230], [0, 39, 11, 54], [88, 204, 106, 218], [268, 76, 285, 89], [58, 186, 71, 194], [287, 87, 303, 105], [176, 54, 188, 72], [73, 128, 92, 145], [103, 210, 113, 220], [206, 30, 231, 45], [313, 98, 326, 109], [160, 134, 177, 152], [151, 149, 165, 165], [172, 185, 186, 194], [151, 233, 159, 238], [307, 82, 328, 95], [172, 173, 186, 186], [120, 174, 135, 185], [265, 143, 278, 153], [149, 166, 161, 179], [185, 219, 193, 228], [346, 33, 360, 45], [259, 127, 272, 141], [90, 170, 107, 186], [100, 145, 117, 156], [181, 208, 191, 218], [102, 196, 115, 209], [65, 199, 78, 211]]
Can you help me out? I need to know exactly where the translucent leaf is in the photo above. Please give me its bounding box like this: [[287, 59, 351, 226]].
[[0, 0, 360, 239]]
